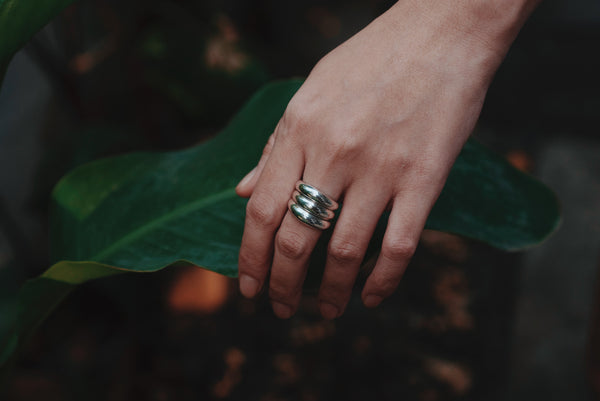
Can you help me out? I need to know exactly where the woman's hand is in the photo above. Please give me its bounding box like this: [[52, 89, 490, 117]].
[[235, 0, 538, 319]]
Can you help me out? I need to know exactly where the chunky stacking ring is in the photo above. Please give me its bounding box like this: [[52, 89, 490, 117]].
[[295, 181, 339, 211], [288, 180, 338, 230], [291, 190, 335, 220], [288, 200, 331, 230]]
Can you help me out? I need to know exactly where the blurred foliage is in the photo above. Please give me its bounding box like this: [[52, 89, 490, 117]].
[[138, 14, 268, 124], [0, 0, 75, 77], [16, 0, 272, 217]]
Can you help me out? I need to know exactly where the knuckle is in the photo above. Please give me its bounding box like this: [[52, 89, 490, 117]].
[[390, 149, 440, 182], [280, 105, 312, 138], [381, 237, 417, 261], [321, 131, 363, 163], [328, 239, 363, 265], [276, 230, 310, 261], [370, 272, 400, 295], [320, 281, 351, 303], [328, 140, 355, 162], [246, 194, 279, 228], [269, 281, 300, 303], [410, 158, 438, 182], [238, 248, 267, 272], [281, 97, 363, 165], [389, 152, 414, 172], [268, 282, 288, 301]]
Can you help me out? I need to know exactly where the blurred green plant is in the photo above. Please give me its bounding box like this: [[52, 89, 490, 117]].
[[0, 0, 76, 82], [138, 16, 269, 125]]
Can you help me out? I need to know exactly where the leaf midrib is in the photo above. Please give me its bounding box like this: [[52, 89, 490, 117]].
[[92, 187, 239, 263]]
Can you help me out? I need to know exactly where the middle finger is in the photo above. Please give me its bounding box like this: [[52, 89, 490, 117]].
[[317, 181, 390, 319]]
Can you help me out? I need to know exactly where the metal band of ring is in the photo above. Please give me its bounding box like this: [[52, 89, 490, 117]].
[[288, 201, 330, 230], [292, 191, 335, 220], [296, 181, 339, 211]]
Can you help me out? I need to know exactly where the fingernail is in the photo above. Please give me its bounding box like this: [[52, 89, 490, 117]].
[[239, 275, 259, 298], [237, 167, 257, 188], [364, 295, 383, 308], [272, 302, 293, 319], [319, 302, 340, 320]]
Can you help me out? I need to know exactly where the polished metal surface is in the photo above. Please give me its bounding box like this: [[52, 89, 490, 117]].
[[296, 181, 339, 210], [288, 201, 330, 230], [292, 190, 335, 220]]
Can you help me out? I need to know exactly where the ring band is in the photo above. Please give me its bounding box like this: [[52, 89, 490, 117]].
[[288, 201, 331, 230], [296, 181, 339, 211], [291, 191, 335, 220], [288, 180, 338, 230]]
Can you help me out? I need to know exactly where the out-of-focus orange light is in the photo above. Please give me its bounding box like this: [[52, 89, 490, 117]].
[[167, 267, 230, 314]]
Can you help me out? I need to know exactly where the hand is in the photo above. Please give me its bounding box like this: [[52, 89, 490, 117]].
[[235, 0, 535, 319]]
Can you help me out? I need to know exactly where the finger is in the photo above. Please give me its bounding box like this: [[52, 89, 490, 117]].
[[317, 182, 390, 319], [269, 170, 345, 319], [238, 132, 304, 299], [361, 191, 433, 308], [236, 131, 278, 198]]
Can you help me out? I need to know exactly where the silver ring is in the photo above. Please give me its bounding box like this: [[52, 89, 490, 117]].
[[291, 190, 335, 220], [295, 181, 339, 211], [288, 200, 331, 230]]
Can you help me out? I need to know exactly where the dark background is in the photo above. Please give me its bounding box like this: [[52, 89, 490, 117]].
[[0, 0, 599, 400]]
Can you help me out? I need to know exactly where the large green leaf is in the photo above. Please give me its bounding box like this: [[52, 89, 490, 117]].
[[0, 0, 76, 81], [0, 80, 560, 369]]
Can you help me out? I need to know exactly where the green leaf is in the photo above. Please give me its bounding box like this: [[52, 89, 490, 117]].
[[0, 0, 76, 84], [427, 139, 560, 250], [0, 79, 560, 368]]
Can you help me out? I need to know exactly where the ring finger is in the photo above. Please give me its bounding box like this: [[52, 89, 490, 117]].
[[268, 169, 346, 319]]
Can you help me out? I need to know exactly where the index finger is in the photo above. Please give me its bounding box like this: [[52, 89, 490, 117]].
[[238, 128, 304, 298]]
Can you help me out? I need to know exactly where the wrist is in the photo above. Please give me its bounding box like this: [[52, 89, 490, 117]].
[[389, 0, 540, 44], [452, 0, 541, 55], [382, 0, 541, 76]]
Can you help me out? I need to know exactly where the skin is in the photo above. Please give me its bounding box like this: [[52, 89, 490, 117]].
[[236, 0, 542, 319]]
